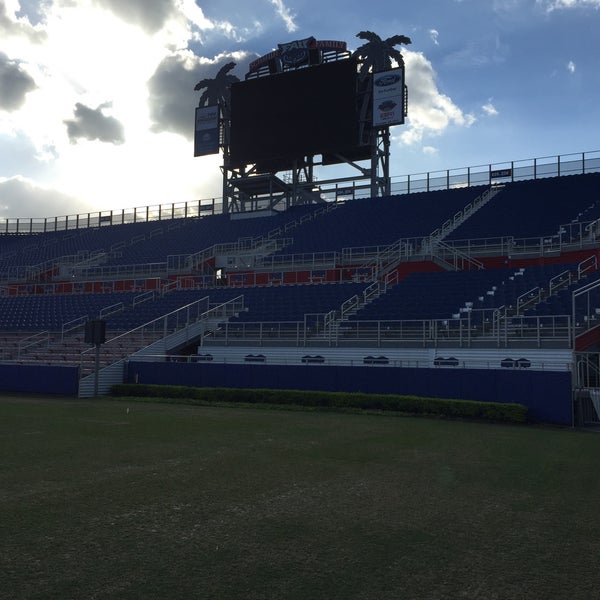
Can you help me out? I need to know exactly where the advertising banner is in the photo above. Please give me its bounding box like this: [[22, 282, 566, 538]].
[[372, 68, 405, 127], [194, 105, 220, 157], [491, 168, 513, 179]]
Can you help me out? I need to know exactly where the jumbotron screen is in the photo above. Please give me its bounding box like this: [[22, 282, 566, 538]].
[[229, 58, 370, 171]]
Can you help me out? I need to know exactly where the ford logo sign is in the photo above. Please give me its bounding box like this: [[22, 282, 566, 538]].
[[378, 100, 397, 111], [375, 74, 401, 87]]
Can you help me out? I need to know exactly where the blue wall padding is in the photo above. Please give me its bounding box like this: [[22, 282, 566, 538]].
[[0, 364, 79, 395], [126, 361, 573, 425]]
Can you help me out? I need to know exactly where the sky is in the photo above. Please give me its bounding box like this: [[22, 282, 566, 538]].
[[0, 0, 599, 219]]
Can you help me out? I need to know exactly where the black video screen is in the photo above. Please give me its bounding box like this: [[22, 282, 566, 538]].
[[230, 59, 365, 170]]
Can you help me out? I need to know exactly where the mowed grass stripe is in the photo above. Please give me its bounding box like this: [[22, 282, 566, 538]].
[[1, 395, 599, 600]]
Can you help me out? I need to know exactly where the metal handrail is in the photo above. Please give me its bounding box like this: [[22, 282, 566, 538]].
[[549, 271, 573, 295], [61, 315, 88, 341], [17, 330, 50, 357], [516, 287, 543, 315], [578, 255, 597, 279], [430, 239, 484, 271], [133, 291, 155, 307], [2, 150, 598, 234], [81, 294, 243, 366], [99, 302, 125, 319], [205, 310, 573, 349], [429, 185, 503, 241]]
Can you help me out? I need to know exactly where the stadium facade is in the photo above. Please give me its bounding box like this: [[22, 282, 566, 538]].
[[1, 150, 600, 426]]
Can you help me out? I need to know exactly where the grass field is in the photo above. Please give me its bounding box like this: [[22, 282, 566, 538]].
[[1, 394, 600, 600]]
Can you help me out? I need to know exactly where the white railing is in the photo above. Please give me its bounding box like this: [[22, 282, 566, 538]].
[[61, 315, 87, 341], [429, 239, 484, 271], [133, 290, 155, 307], [99, 302, 125, 319], [441, 226, 600, 257], [578, 255, 597, 279], [2, 150, 598, 234], [354, 239, 417, 278], [428, 185, 504, 241], [80, 294, 244, 374], [254, 251, 338, 271], [204, 311, 573, 349], [572, 277, 600, 337], [0, 198, 221, 234], [549, 270, 573, 296], [70, 261, 168, 280], [516, 287, 543, 315], [17, 330, 50, 358]]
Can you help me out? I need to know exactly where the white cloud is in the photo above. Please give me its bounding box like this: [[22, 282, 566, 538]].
[[429, 29, 439, 45], [0, 0, 228, 216], [423, 146, 438, 155], [482, 101, 499, 116], [493, 0, 523, 12], [91, 0, 177, 33], [538, 0, 600, 10], [52, 130, 223, 214], [0, 0, 47, 43], [269, 0, 298, 32], [567, 60, 576, 73], [0, 175, 89, 218], [396, 51, 475, 147]]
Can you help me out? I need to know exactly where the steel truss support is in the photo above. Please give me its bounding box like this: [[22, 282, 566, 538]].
[[220, 132, 391, 214], [371, 128, 391, 198]]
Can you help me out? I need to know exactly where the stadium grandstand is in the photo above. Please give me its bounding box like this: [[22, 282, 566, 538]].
[[1, 150, 600, 427]]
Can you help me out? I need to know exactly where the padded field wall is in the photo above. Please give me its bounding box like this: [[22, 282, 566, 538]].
[[0, 364, 79, 395], [0, 361, 573, 424], [126, 361, 573, 425]]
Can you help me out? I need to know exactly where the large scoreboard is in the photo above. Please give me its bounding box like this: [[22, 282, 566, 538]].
[[229, 58, 371, 172]]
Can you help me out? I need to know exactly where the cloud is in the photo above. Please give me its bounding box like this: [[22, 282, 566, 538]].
[[397, 51, 475, 146], [0, 52, 37, 111], [482, 101, 499, 116], [8, 0, 47, 26], [0, 176, 88, 219], [493, 0, 524, 13], [443, 35, 508, 69], [0, 1, 231, 216], [147, 51, 209, 140], [567, 60, 576, 73], [147, 51, 252, 139], [538, 0, 600, 10], [87, 0, 219, 38], [269, 0, 298, 32], [91, 0, 177, 33], [0, 0, 46, 43], [64, 102, 125, 144], [429, 29, 439, 45]]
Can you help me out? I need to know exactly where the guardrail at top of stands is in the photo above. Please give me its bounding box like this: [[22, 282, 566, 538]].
[[1, 150, 599, 235]]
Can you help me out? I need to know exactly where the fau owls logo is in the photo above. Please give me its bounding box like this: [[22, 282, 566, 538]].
[[278, 37, 316, 67]]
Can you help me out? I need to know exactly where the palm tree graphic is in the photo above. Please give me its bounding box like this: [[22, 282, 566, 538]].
[[352, 31, 411, 79], [194, 62, 240, 117]]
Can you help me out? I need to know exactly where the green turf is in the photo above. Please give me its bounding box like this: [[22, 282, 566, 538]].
[[1, 394, 599, 600]]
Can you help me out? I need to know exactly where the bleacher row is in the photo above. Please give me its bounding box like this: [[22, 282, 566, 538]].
[[1, 262, 598, 333], [2, 174, 599, 272], [1, 172, 600, 357]]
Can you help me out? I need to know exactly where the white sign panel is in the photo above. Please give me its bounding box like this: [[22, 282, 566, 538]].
[[194, 105, 220, 157], [372, 68, 405, 127]]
